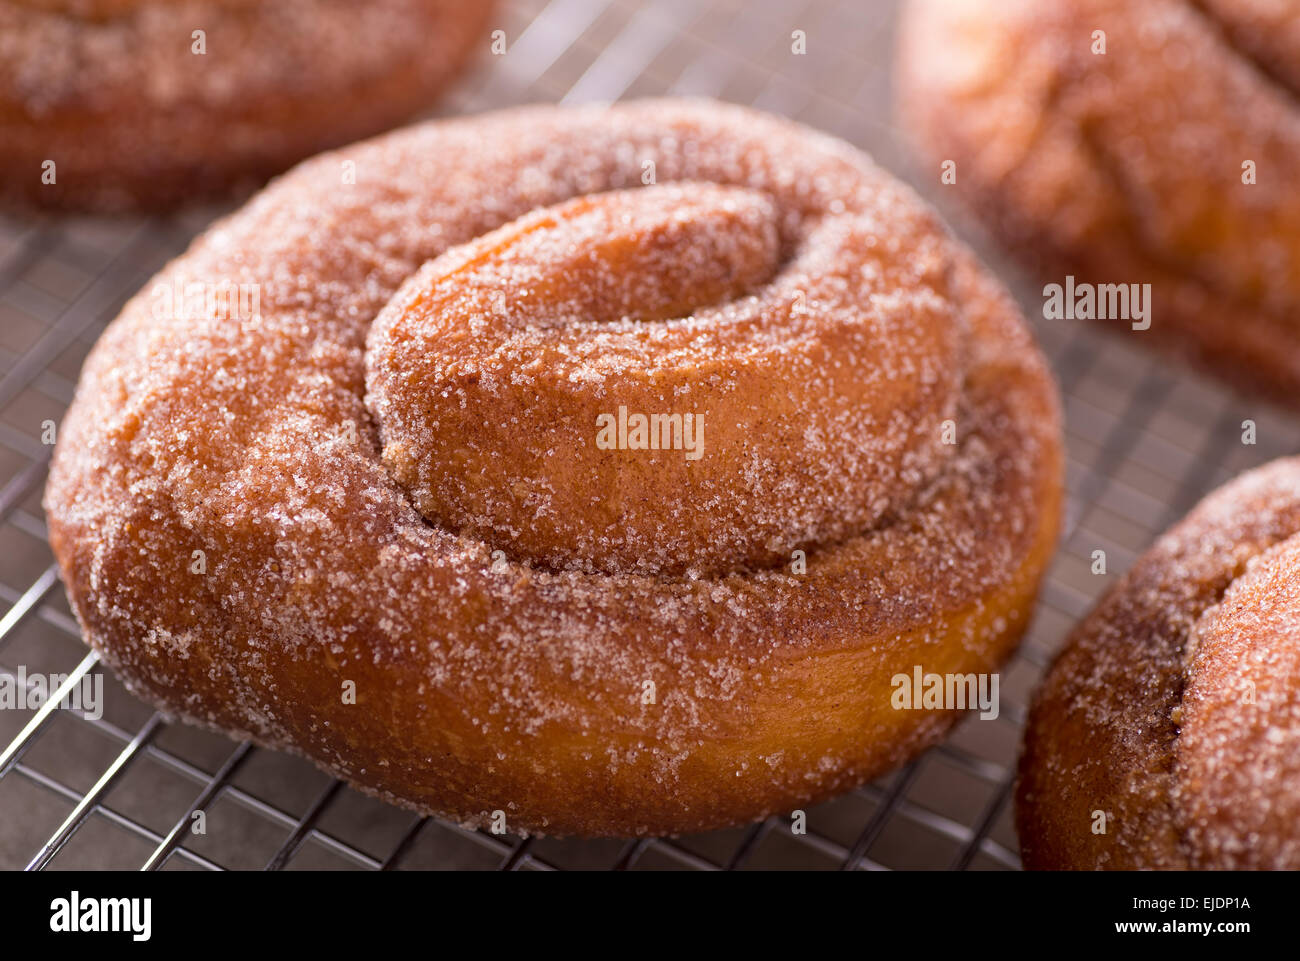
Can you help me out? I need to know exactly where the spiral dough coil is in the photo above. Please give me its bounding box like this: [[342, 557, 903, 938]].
[[46, 100, 1062, 836]]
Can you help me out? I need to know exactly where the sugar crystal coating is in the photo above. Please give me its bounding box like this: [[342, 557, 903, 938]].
[[45, 99, 1062, 836], [1020, 457, 1300, 869], [366, 180, 962, 577]]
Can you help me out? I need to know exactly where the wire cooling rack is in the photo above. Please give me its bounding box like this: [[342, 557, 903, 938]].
[[3, 0, 1298, 872]]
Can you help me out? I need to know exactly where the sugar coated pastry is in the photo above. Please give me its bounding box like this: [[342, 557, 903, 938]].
[[1020, 457, 1300, 869], [45, 99, 1062, 836], [0, 0, 494, 211], [897, 0, 1300, 404]]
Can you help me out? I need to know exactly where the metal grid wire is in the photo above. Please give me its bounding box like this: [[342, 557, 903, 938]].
[[2, 0, 1297, 872]]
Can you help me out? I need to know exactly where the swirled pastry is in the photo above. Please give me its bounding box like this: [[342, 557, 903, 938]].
[[45, 100, 1062, 837], [0, 0, 493, 211], [898, 0, 1300, 403], [1020, 458, 1300, 869]]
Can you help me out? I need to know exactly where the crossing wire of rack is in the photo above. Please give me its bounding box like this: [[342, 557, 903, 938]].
[[1, 0, 1296, 872]]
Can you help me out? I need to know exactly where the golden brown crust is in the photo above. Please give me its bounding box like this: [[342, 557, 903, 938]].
[[896, 0, 1300, 405], [45, 99, 1062, 837], [1018, 457, 1300, 870], [0, 0, 494, 212]]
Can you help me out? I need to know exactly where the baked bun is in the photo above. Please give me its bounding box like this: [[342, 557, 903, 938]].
[[1019, 457, 1300, 869], [0, 0, 494, 211], [45, 99, 1062, 837], [897, 0, 1300, 403]]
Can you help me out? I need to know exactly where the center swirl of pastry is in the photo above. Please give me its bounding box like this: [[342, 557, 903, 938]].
[[365, 182, 964, 577]]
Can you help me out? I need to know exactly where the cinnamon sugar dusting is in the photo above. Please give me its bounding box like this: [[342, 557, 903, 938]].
[[1020, 457, 1300, 869], [45, 100, 1062, 835], [366, 179, 962, 577]]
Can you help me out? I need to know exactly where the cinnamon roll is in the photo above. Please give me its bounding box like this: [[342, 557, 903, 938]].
[[45, 99, 1063, 836]]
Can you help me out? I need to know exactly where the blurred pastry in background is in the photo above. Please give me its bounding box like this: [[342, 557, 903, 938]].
[[0, 0, 495, 212], [897, 0, 1300, 405]]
